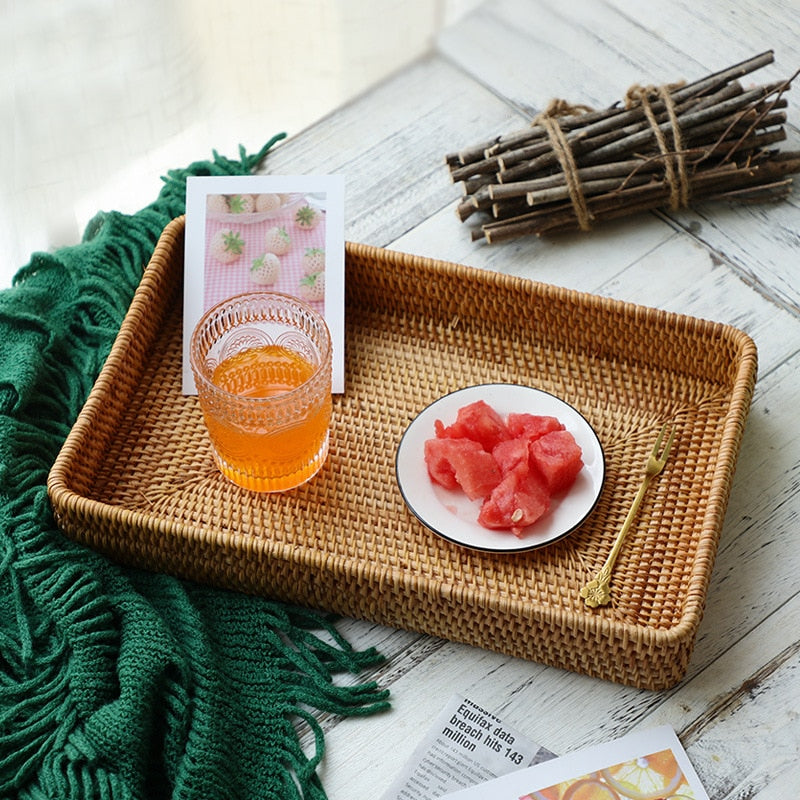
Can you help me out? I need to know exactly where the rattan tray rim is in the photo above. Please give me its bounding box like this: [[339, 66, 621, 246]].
[[47, 217, 758, 688]]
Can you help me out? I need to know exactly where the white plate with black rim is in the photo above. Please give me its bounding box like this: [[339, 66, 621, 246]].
[[395, 384, 605, 552]]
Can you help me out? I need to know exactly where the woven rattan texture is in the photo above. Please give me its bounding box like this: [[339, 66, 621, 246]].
[[48, 217, 757, 689]]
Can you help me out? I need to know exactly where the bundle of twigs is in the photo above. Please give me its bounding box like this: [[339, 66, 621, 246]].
[[446, 51, 800, 243]]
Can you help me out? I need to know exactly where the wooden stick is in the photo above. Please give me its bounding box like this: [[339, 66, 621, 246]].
[[498, 81, 787, 182], [476, 154, 800, 241], [488, 158, 664, 200], [455, 51, 777, 166], [494, 79, 747, 174], [448, 53, 799, 242], [468, 125, 788, 223]]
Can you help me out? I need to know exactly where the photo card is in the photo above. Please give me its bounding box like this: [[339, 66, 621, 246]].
[[182, 173, 345, 393], [442, 725, 710, 800]]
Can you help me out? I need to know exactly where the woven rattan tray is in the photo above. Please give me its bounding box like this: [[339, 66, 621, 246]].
[[48, 216, 757, 689]]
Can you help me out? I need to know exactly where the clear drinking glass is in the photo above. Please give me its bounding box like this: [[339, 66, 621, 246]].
[[190, 292, 332, 492]]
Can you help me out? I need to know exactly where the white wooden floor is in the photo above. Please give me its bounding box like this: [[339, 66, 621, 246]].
[[256, 2, 800, 797]]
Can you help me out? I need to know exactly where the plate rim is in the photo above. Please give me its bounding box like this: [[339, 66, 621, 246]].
[[395, 383, 606, 553]]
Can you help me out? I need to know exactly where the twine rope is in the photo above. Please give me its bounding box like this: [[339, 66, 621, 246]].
[[534, 99, 594, 231], [534, 83, 692, 231], [626, 83, 690, 210]]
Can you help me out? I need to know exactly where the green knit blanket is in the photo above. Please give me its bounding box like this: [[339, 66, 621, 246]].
[[0, 139, 390, 799]]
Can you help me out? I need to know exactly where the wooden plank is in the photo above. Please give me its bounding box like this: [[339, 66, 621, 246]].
[[437, 0, 711, 113], [437, 0, 800, 308], [256, 6, 800, 798], [607, 0, 800, 95], [306, 248, 800, 796], [642, 590, 800, 796], [392, 200, 800, 378], [261, 55, 526, 248], [439, 0, 798, 119], [322, 586, 800, 797]]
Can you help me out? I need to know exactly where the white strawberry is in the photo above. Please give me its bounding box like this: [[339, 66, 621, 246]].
[[228, 194, 255, 214], [264, 226, 291, 255], [207, 194, 229, 214], [209, 229, 245, 263], [295, 204, 321, 230], [302, 247, 325, 275], [255, 193, 282, 213], [250, 253, 281, 285], [298, 270, 324, 302]]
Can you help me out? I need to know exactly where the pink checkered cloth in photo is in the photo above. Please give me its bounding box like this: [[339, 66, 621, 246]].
[[202, 198, 326, 313]]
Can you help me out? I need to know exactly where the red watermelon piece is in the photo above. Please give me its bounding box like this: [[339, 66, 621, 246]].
[[478, 465, 550, 536], [435, 400, 510, 451], [528, 429, 584, 494], [424, 398, 586, 536], [491, 437, 530, 474], [506, 413, 565, 441], [424, 437, 501, 500], [424, 437, 460, 490]]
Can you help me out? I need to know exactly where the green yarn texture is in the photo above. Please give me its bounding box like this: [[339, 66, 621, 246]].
[[0, 138, 390, 799]]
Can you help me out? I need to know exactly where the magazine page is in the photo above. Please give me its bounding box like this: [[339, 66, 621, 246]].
[[381, 694, 554, 800], [442, 725, 709, 800]]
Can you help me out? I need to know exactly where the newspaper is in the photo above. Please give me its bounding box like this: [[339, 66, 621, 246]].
[[380, 694, 554, 800]]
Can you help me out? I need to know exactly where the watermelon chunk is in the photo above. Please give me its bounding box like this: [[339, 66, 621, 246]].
[[424, 437, 501, 500], [435, 400, 510, 451], [478, 465, 550, 536], [506, 413, 565, 441], [424, 398, 586, 536], [528, 429, 584, 494], [491, 437, 530, 474], [424, 437, 460, 490]]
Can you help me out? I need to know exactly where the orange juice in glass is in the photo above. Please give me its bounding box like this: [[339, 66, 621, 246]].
[[190, 292, 332, 492]]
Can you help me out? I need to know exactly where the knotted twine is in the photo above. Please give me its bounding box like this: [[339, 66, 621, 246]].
[[533, 82, 692, 230], [0, 138, 390, 800], [533, 99, 595, 231], [625, 82, 691, 210]]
